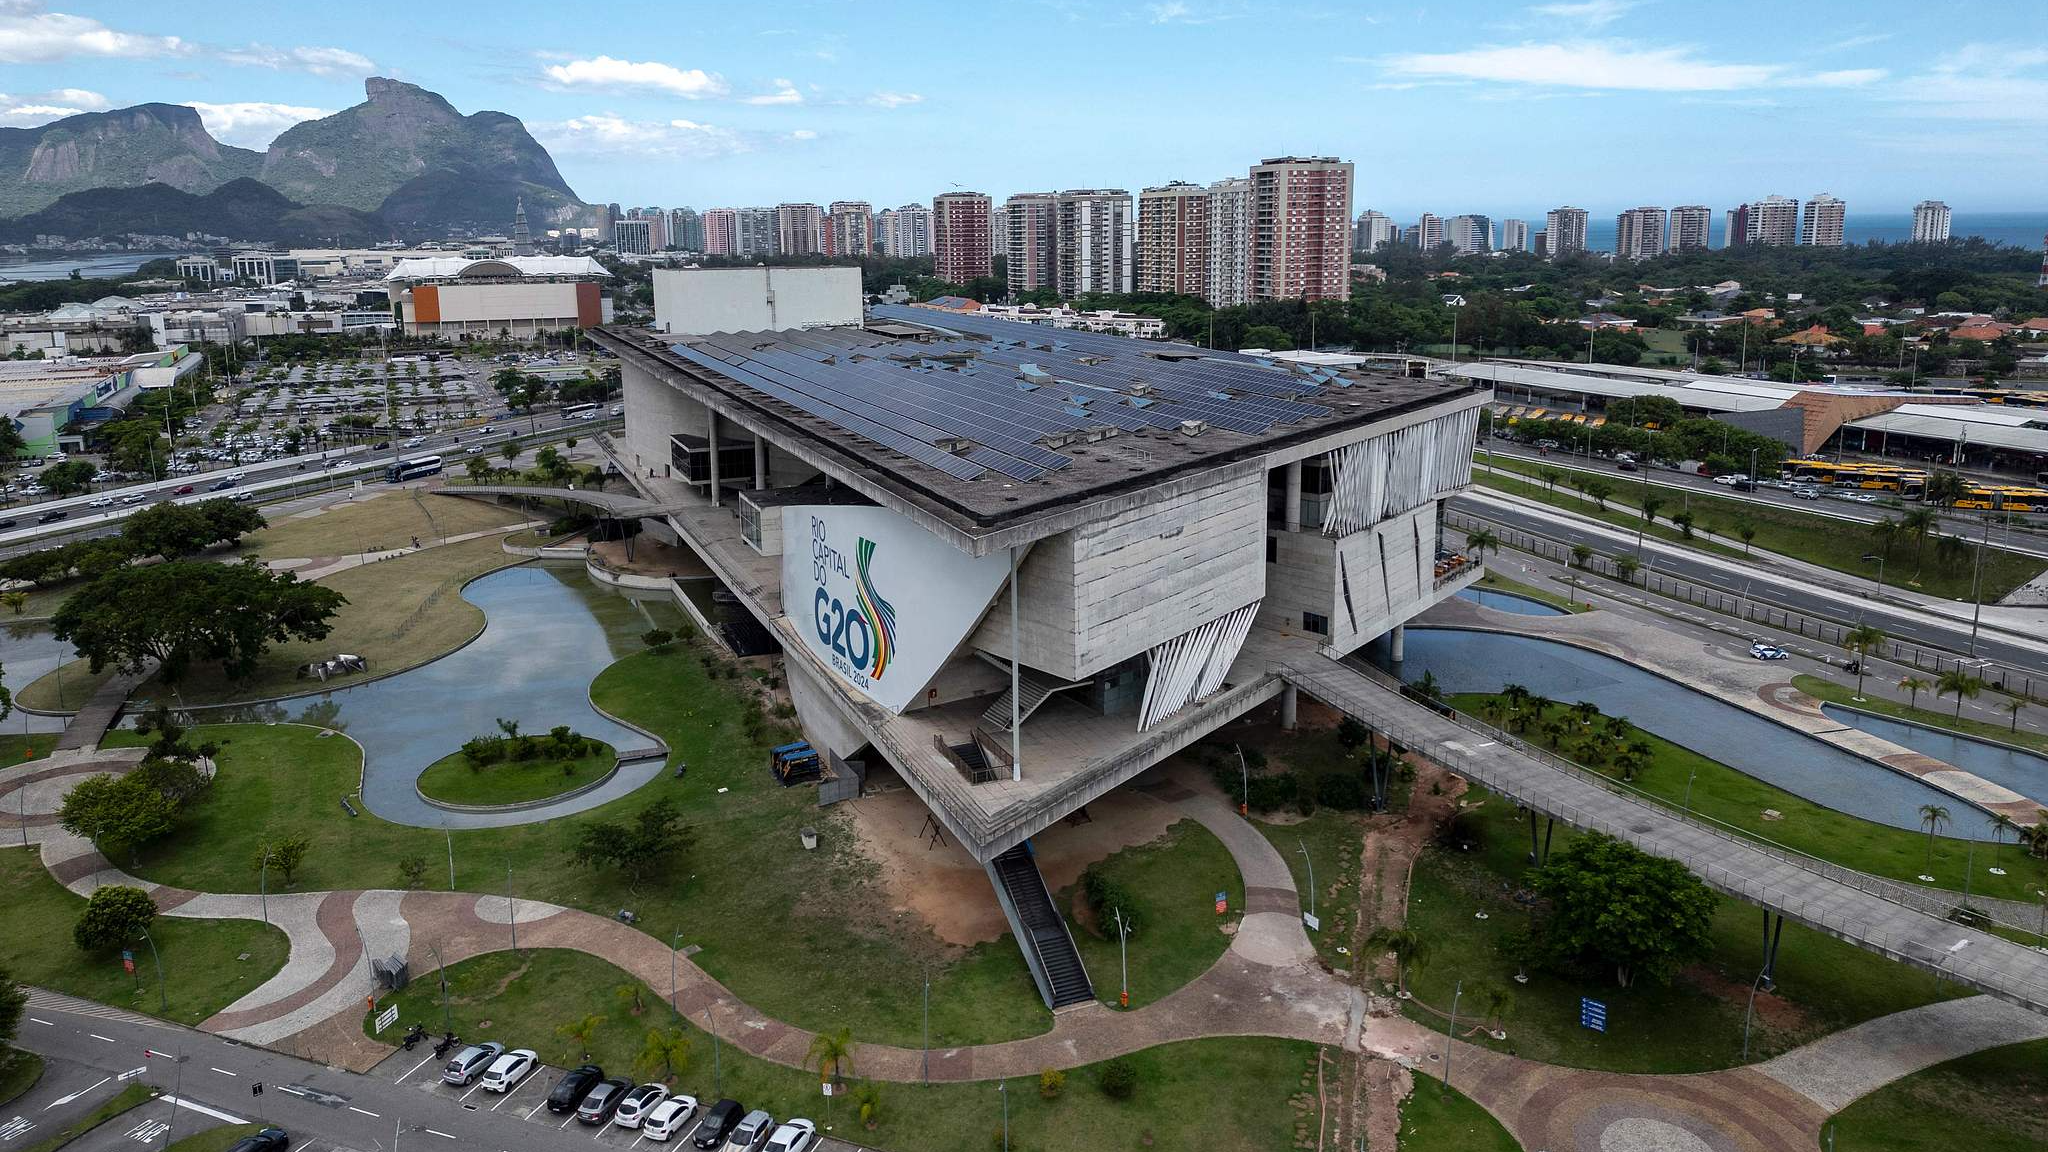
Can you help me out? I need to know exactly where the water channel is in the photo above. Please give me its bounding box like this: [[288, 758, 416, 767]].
[[1455, 587, 1569, 617], [1823, 704, 2048, 814], [1387, 628, 1978, 832]]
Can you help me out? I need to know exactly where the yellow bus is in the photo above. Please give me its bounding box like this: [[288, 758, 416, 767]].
[[1955, 485, 2048, 512], [1783, 458, 1928, 498]]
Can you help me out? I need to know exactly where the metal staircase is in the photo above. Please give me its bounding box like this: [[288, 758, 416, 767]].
[[979, 666, 1091, 731], [987, 845, 1094, 1010]]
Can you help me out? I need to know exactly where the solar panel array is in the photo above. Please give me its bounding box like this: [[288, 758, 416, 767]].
[[669, 309, 1338, 483]]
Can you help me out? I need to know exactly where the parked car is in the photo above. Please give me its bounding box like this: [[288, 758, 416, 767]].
[[1749, 641, 1788, 661], [546, 1064, 605, 1113], [441, 1041, 505, 1086], [729, 1110, 775, 1151], [614, 1084, 669, 1129], [764, 1119, 818, 1152], [692, 1100, 744, 1149], [577, 1078, 633, 1125], [225, 1129, 290, 1152], [642, 1095, 700, 1142], [480, 1048, 537, 1092]]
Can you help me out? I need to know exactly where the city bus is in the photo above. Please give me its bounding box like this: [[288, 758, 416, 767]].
[[385, 455, 443, 483], [562, 403, 600, 419], [1955, 485, 2048, 512], [1782, 458, 1927, 498]]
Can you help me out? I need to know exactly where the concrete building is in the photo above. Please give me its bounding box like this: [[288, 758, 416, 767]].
[[1912, 200, 1952, 243], [775, 203, 825, 257], [1669, 205, 1712, 252], [1801, 194, 1846, 247], [1002, 192, 1058, 298], [932, 191, 994, 284], [599, 288, 1484, 1008], [1725, 204, 1751, 249], [1445, 214, 1491, 254], [1135, 182, 1210, 298], [702, 208, 737, 257], [824, 201, 874, 257], [230, 252, 302, 285], [736, 207, 778, 259], [1355, 210, 1396, 253], [1544, 206, 1589, 257], [652, 266, 862, 336], [1615, 206, 1666, 260], [669, 207, 706, 253], [1248, 156, 1353, 302], [878, 204, 932, 258], [1, 348, 195, 455], [1500, 218, 1531, 253], [1054, 189, 1134, 297], [925, 300, 1167, 339], [1206, 177, 1254, 308], [613, 218, 658, 256], [384, 256, 612, 339], [1747, 195, 1800, 246], [1415, 213, 1444, 250]]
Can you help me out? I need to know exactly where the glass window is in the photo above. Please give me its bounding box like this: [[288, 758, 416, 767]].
[[1302, 612, 1329, 636]]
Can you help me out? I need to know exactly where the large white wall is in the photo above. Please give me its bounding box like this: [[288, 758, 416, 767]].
[[653, 266, 863, 335]]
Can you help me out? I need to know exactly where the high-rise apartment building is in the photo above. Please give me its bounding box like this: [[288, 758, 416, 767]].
[[1615, 206, 1666, 260], [932, 191, 993, 283], [1248, 156, 1353, 301], [1206, 177, 1253, 308], [1002, 192, 1058, 296], [1136, 183, 1209, 297], [877, 204, 932, 257], [1500, 219, 1530, 253], [1446, 214, 1492, 254], [775, 203, 825, 257], [1354, 210, 1396, 252], [613, 217, 657, 256], [823, 201, 874, 257], [668, 207, 704, 253], [1668, 205, 1711, 252], [1912, 200, 1952, 243], [1415, 213, 1445, 250], [702, 208, 737, 256], [1801, 193, 1846, 247], [736, 207, 778, 258], [1725, 204, 1750, 249], [1543, 206, 1589, 257], [1055, 189, 1134, 297], [1745, 195, 1799, 246]]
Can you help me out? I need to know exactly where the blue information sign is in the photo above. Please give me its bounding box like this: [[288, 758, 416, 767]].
[[1580, 997, 1608, 1033]]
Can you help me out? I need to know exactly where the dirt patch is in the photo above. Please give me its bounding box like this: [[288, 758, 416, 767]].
[[1682, 963, 1817, 1037]]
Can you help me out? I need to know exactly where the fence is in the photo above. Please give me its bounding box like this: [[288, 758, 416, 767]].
[[1446, 508, 2048, 703]]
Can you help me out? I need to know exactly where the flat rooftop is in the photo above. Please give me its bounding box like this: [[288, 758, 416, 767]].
[[599, 308, 1477, 533]]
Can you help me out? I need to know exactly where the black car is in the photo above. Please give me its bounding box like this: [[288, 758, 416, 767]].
[[36, 509, 67, 524], [546, 1064, 604, 1114], [211, 478, 238, 491], [226, 1129, 290, 1152], [576, 1077, 632, 1125], [693, 1099, 744, 1149], [0, 518, 15, 529]]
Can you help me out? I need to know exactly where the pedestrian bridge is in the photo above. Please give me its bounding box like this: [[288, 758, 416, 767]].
[[440, 484, 682, 518]]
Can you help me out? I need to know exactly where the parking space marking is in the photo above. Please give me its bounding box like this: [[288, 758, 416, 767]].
[[422, 1130, 457, 1141], [394, 1056, 435, 1085], [490, 1074, 535, 1112], [347, 1107, 379, 1118], [558, 1112, 577, 1130], [457, 1082, 486, 1103]]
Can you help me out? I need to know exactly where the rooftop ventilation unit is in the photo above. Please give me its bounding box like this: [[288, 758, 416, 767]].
[[934, 437, 974, 454], [1179, 419, 1209, 437], [1018, 363, 1052, 383]]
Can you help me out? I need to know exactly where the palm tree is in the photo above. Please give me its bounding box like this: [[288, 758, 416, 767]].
[[1898, 508, 1938, 566], [2004, 698, 2026, 733], [634, 1026, 693, 1082], [1569, 699, 1602, 728], [1466, 528, 1500, 561], [1918, 803, 1952, 867], [1478, 698, 1507, 728], [1602, 715, 1634, 745], [1988, 812, 2018, 862], [555, 1013, 606, 1060], [1414, 670, 1443, 702], [1934, 533, 1972, 574], [615, 982, 646, 1015], [1570, 544, 1592, 568], [1734, 518, 1758, 555], [1615, 554, 1641, 583], [1926, 469, 1967, 509], [1937, 670, 1985, 720], [1538, 468, 1562, 493], [1844, 624, 1886, 699], [1897, 676, 1929, 710], [1364, 926, 1431, 989], [807, 1026, 856, 1085], [1639, 492, 1665, 526], [1584, 479, 1614, 510], [499, 440, 521, 466], [1617, 740, 1653, 783]]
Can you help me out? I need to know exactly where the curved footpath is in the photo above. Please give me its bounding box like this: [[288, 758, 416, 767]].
[[9, 752, 2048, 1151]]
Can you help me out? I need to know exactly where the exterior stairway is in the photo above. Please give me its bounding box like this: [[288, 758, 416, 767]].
[[979, 667, 1091, 731], [987, 844, 1094, 1010]]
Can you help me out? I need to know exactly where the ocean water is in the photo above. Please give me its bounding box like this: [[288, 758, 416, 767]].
[[1513, 213, 2048, 254], [0, 251, 179, 283]]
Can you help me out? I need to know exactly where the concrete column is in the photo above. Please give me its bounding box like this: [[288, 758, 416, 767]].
[[1283, 460, 1303, 532], [752, 434, 768, 489], [706, 407, 721, 507], [1280, 683, 1298, 730], [1389, 624, 1406, 663]]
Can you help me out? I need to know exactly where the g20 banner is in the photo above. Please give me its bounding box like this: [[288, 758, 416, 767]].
[[780, 505, 1012, 713]]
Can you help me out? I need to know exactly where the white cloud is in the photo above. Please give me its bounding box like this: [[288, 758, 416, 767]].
[[1528, 0, 1637, 26], [217, 43, 375, 76], [0, 2, 186, 63], [742, 78, 803, 106], [1789, 68, 1885, 88], [184, 101, 329, 147], [1375, 40, 1886, 92], [0, 86, 109, 125], [1145, 1, 1245, 24], [1876, 44, 2048, 125], [866, 91, 923, 109], [541, 56, 728, 99], [789, 129, 817, 141], [534, 113, 815, 161]]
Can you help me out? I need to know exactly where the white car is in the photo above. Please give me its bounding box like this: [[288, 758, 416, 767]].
[[1847, 492, 1878, 503], [1711, 473, 1747, 487], [87, 496, 115, 508], [1749, 641, 1788, 661], [640, 1095, 698, 1142], [405, 438, 423, 448], [120, 493, 145, 504], [479, 1048, 536, 1092], [613, 1083, 669, 1129], [764, 1119, 817, 1152]]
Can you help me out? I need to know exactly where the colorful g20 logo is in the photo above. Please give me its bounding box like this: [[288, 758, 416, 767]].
[[814, 536, 896, 678]]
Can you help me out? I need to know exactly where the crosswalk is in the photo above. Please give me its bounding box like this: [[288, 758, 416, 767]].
[[24, 989, 164, 1027]]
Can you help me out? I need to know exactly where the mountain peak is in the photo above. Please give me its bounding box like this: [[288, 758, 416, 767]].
[[362, 76, 455, 114]]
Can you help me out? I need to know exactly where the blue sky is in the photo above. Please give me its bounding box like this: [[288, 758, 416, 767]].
[[2, 0, 2043, 217]]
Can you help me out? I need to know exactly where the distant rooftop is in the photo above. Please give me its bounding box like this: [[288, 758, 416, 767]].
[[382, 256, 610, 282]]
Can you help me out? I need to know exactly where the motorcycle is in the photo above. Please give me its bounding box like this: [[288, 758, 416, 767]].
[[432, 1031, 461, 1059], [400, 1023, 426, 1051]]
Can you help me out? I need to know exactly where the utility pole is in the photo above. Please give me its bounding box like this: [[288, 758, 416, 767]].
[[1114, 906, 1131, 1008]]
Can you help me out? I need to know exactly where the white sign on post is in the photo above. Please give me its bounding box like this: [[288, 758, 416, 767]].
[[374, 1004, 399, 1033], [1302, 912, 1320, 932], [820, 1082, 834, 1097], [780, 506, 1011, 714]]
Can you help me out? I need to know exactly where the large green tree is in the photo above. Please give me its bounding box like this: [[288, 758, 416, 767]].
[[59, 773, 177, 863], [1531, 833, 1718, 988], [40, 460, 96, 495], [52, 560, 346, 684], [569, 797, 690, 883], [0, 965, 25, 1050], [73, 886, 158, 953], [121, 498, 267, 559]]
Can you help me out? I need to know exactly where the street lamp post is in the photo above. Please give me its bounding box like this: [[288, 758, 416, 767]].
[[445, 827, 455, 890], [999, 1080, 1009, 1152], [1235, 744, 1249, 816], [921, 971, 930, 1084], [137, 927, 167, 1013], [426, 942, 452, 1037], [1113, 906, 1132, 1008], [1682, 768, 1697, 817], [1440, 979, 1463, 1094], [506, 860, 517, 953], [1741, 966, 1770, 1059], [670, 930, 682, 1022], [1296, 840, 1315, 925], [258, 848, 274, 926]]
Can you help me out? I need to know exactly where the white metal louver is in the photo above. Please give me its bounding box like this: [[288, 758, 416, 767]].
[[1324, 408, 1478, 536], [1137, 600, 1261, 731]]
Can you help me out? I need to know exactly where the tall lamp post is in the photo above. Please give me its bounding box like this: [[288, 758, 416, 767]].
[[1113, 906, 1132, 1008], [670, 930, 683, 1022], [136, 927, 167, 1013], [425, 942, 452, 1037]]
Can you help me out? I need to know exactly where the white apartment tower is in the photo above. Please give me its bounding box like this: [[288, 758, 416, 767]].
[[1354, 210, 1397, 252], [878, 204, 933, 257], [1445, 214, 1492, 254], [1248, 156, 1353, 302], [1206, 177, 1253, 308], [1747, 195, 1799, 246], [1136, 182, 1210, 297], [1054, 189, 1134, 297], [1544, 206, 1589, 257], [1004, 192, 1059, 297], [1668, 205, 1711, 251], [1615, 207, 1666, 260], [824, 201, 874, 257], [1415, 213, 1445, 250], [1912, 200, 1952, 243], [775, 203, 825, 257], [1499, 219, 1531, 253], [1801, 194, 1846, 247], [736, 207, 778, 258]]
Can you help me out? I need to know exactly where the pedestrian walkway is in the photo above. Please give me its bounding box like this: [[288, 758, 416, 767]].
[[49, 663, 154, 748]]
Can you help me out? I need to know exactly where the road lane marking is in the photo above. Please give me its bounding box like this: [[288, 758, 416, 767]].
[[394, 1056, 434, 1085], [211, 1068, 238, 1077], [422, 1130, 457, 1141], [27, 1019, 51, 1027], [159, 1097, 247, 1125], [44, 1077, 111, 1109], [347, 1107, 379, 1118], [89, 1034, 115, 1044]]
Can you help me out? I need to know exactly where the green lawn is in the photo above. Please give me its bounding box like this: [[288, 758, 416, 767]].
[[1826, 1038, 2048, 1151], [1398, 1080, 1522, 1151], [1256, 811, 1365, 974], [1397, 790, 1960, 1074], [363, 949, 1317, 1152], [1056, 819, 1240, 1010], [1794, 674, 2048, 761], [1447, 692, 2048, 910], [162, 1126, 263, 1152], [1477, 454, 2044, 601], [232, 490, 529, 559], [0, 734, 52, 767], [415, 743, 616, 807], [1473, 468, 1747, 560], [14, 1083, 153, 1152], [0, 847, 289, 1027], [108, 646, 1055, 1049], [1471, 570, 1591, 614], [0, 1049, 43, 1108]]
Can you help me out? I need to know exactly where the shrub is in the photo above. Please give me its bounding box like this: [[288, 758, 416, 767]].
[[642, 628, 674, 650], [1244, 772, 1298, 812], [1081, 867, 1140, 936], [1038, 1067, 1065, 1100], [1097, 1057, 1137, 1100], [1314, 771, 1368, 810]]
